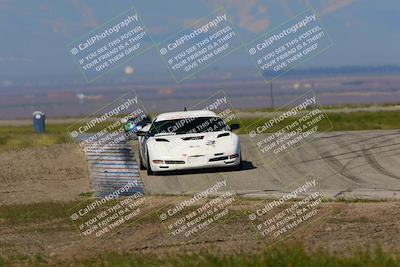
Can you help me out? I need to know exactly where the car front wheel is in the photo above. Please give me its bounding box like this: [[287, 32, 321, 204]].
[[138, 147, 146, 170], [147, 154, 154, 175], [139, 155, 146, 170], [233, 153, 243, 171]]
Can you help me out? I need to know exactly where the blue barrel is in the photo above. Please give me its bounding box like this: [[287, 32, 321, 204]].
[[32, 111, 45, 133]]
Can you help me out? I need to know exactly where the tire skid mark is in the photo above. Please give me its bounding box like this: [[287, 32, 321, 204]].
[[299, 141, 400, 165], [320, 152, 363, 185], [332, 130, 400, 148], [362, 149, 400, 180], [329, 133, 364, 184], [361, 132, 400, 181], [315, 134, 363, 185], [284, 145, 313, 178]]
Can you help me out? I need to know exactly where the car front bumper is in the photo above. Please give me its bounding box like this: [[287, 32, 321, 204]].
[[149, 154, 241, 172]]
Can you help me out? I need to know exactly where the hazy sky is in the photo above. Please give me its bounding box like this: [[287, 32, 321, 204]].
[[0, 0, 399, 80]]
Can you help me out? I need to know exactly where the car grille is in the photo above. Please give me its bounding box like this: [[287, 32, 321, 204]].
[[164, 160, 185, 164], [182, 136, 204, 141], [209, 156, 229, 162]]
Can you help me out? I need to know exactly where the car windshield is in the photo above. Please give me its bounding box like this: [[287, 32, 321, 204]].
[[149, 117, 228, 136], [127, 115, 151, 127]]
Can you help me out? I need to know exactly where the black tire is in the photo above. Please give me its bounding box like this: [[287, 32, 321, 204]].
[[139, 155, 146, 170], [233, 153, 243, 171], [147, 154, 154, 175], [138, 147, 146, 170]]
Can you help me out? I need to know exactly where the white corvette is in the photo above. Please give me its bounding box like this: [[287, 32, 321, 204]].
[[137, 110, 242, 175]]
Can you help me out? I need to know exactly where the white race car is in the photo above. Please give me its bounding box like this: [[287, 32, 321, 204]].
[[137, 110, 242, 175]]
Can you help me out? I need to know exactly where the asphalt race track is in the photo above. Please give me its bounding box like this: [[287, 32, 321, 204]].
[[134, 130, 400, 200]]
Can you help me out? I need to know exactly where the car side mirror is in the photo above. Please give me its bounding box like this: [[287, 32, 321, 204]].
[[229, 123, 240, 131], [137, 130, 147, 137]]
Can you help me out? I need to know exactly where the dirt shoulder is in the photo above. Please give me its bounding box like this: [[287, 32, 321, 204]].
[[0, 200, 399, 265], [0, 144, 90, 205], [1, 140, 399, 265]]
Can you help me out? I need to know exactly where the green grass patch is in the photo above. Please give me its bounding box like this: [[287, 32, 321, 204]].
[[1, 110, 399, 152], [3, 244, 399, 267], [234, 110, 400, 134], [80, 246, 400, 267], [0, 201, 78, 225], [78, 192, 94, 198], [333, 197, 388, 203], [244, 103, 400, 113], [0, 124, 71, 152], [0, 120, 127, 152], [323, 111, 400, 131]]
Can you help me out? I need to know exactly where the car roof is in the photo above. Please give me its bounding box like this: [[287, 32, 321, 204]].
[[155, 110, 217, 122]]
